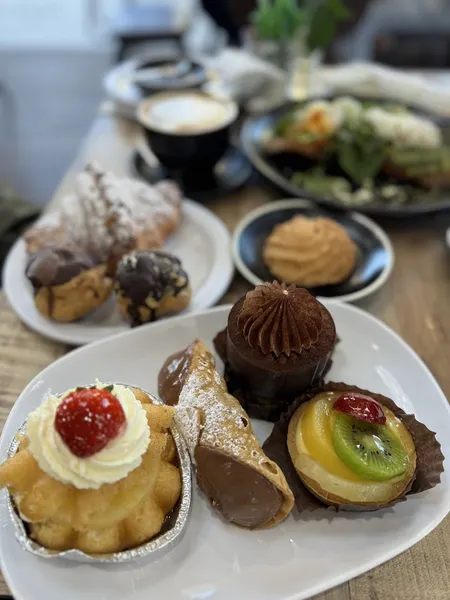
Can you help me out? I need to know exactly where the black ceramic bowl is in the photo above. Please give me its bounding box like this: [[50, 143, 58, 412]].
[[232, 199, 394, 303], [137, 91, 239, 172]]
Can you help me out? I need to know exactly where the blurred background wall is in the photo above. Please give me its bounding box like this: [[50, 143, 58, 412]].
[[1, 0, 450, 207]]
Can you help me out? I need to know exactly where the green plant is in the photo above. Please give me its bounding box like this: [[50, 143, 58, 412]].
[[251, 0, 307, 40], [252, 0, 349, 51], [307, 0, 350, 51]]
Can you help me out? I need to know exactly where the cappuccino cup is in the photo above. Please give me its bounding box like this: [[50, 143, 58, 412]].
[[137, 91, 238, 171]]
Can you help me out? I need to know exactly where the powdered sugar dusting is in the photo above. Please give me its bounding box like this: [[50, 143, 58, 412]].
[[27, 163, 182, 263], [122, 251, 138, 269], [176, 343, 268, 466], [174, 407, 201, 459], [32, 211, 63, 229], [163, 340, 294, 525]]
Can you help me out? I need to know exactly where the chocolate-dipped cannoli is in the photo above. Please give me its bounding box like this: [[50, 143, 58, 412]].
[[158, 339, 294, 529]]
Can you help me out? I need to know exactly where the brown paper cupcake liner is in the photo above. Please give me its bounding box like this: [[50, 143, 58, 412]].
[[214, 329, 337, 422], [262, 381, 445, 513]]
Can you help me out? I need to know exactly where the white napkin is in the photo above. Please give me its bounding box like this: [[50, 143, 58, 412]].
[[201, 56, 450, 117], [316, 63, 450, 117], [200, 48, 286, 113]]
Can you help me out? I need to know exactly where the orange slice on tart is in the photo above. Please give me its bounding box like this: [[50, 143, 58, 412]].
[[288, 391, 416, 508]]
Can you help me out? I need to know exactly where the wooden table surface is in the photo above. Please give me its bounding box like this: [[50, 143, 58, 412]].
[[1, 113, 450, 599]]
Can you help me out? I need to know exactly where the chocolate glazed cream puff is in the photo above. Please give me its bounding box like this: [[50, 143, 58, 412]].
[[26, 245, 113, 322], [214, 282, 336, 421]]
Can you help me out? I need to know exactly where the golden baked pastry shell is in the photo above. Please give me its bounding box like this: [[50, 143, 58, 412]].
[[4, 385, 192, 563], [287, 401, 416, 511]]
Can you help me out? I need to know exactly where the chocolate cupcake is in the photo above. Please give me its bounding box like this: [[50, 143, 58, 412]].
[[214, 282, 336, 421], [115, 250, 191, 327], [26, 245, 113, 322]]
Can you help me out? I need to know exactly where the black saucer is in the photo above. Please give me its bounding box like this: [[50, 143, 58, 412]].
[[134, 58, 207, 96], [232, 199, 394, 303], [132, 146, 252, 202]]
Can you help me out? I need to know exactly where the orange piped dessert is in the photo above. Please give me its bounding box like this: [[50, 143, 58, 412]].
[[263, 216, 357, 288]]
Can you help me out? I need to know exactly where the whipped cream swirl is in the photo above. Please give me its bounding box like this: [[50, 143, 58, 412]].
[[27, 382, 150, 490]]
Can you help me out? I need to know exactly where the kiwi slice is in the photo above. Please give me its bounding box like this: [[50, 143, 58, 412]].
[[332, 413, 410, 482]]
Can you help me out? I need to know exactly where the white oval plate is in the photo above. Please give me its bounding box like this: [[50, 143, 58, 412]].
[[103, 57, 141, 116], [232, 199, 395, 304], [103, 50, 182, 119], [1, 303, 449, 600], [2, 200, 234, 346]]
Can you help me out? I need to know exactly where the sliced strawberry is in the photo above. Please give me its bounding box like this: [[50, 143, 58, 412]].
[[333, 392, 386, 424], [55, 387, 126, 458]]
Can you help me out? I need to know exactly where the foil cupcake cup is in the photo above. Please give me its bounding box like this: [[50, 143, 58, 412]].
[[6, 384, 192, 563]]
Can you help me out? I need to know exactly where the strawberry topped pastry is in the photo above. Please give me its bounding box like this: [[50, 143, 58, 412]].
[[263, 383, 444, 512], [54, 387, 127, 459], [0, 382, 182, 554]]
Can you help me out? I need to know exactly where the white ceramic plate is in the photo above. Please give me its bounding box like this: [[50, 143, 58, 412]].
[[103, 58, 141, 118], [2, 200, 233, 346], [232, 199, 395, 304], [1, 304, 449, 600], [103, 50, 182, 119]]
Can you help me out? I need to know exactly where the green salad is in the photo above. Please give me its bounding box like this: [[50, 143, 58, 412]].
[[269, 97, 449, 206]]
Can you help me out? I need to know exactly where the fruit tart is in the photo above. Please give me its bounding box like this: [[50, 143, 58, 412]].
[[0, 382, 183, 555], [263, 382, 444, 511]]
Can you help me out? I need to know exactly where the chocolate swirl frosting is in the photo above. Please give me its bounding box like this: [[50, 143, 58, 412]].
[[237, 282, 324, 357]]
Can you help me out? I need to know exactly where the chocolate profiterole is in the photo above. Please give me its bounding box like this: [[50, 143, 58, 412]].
[[158, 340, 294, 529], [26, 245, 113, 322], [115, 250, 191, 327], [214, 282, 336, 421]]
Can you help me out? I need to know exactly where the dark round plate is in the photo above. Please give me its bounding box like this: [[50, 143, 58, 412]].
[[232, 199, 394, 303], [131, 146, 252, 202], [133, 57, 207, 95], [241, 96, 450, 217]]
